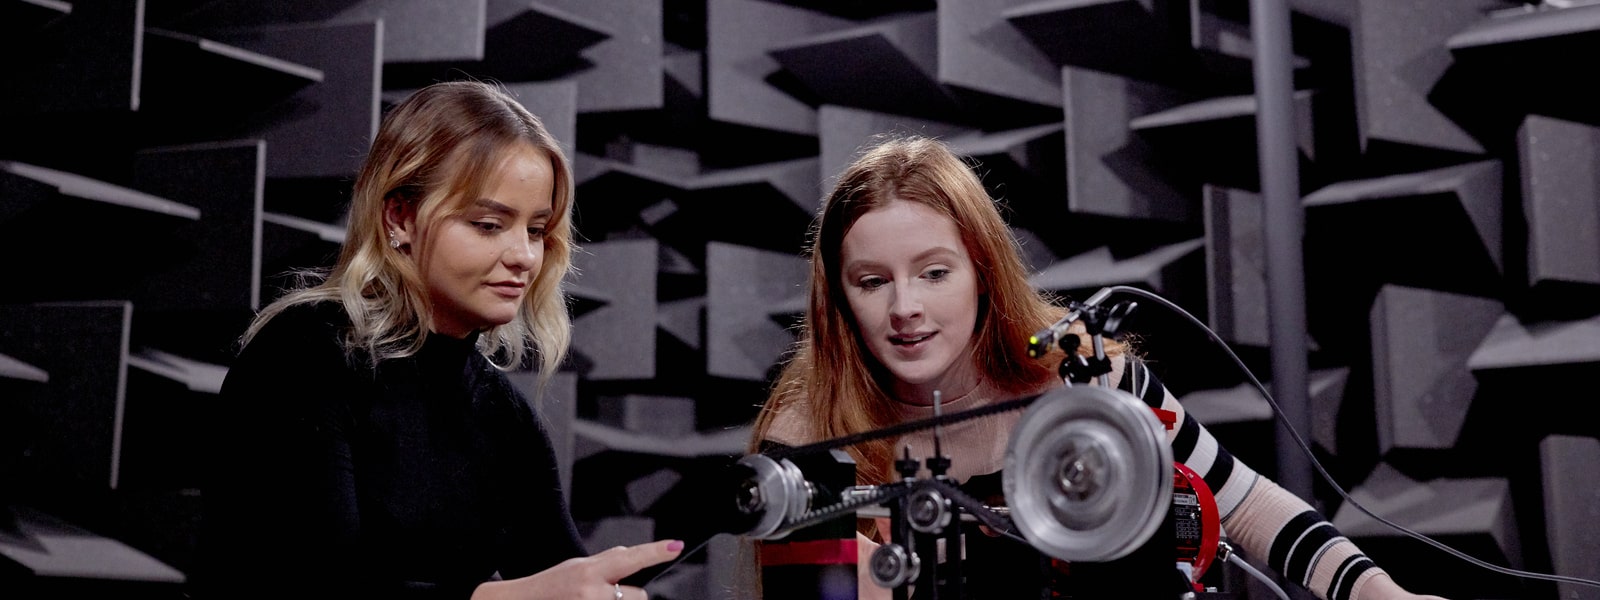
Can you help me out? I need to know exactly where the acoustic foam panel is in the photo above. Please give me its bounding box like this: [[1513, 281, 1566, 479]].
[[1307, 366, 1351, 458], [0, 504, 184, 587], [1005, 0, 1202, 90], [1302, 160, 1505, 355], [625, 468, 685, 515], [617, 394, 698, 438], [1063, 66, 1202, 223], [3, 0, 142, 115], [1203, 185, 1270, 347], [946, 123, 1079, 260], [1467, 313, 1600, 372], [2, 0, 71, 31], [1539, 434, 1600, 600], [947, 123, 1066, 193], [573, 152, 692, 238], [1349, 0, 1496, 163], [1202, 184, 1326, 352], [1030, 239, 1205, 295], [1331, 462, 1522, 599], [1185, 0, 1277, 95], [0, 301, 132, 491], [657, 297, 705, 351], [571, 417, 750, 460], [1129, 90, 1319, 194], [501, 80, 581, 171], [543, 0, 665, 113], [119, 350, 223, 491], [214, 20, 382, 180], [653, 159, 821, 262], [137, 28, 324, 147], [816, 105, 969, 193], [1515, 115, 1600, 301], [665, 46, 703, 100], [258, 213, 345, 305], [0, 352, 49, 382], [381, 1, 610, 88], [1447, 2, 1600, 130], [571, 239, 659, 381], [707, 0, 854, 136], [1133, 370, 1349, 466], [688, 157, 820, 217], [0, 162, 201, 305], [130, 139, 266, 313], [767, 12, 963, 124], [936, 0, 1060, 110], [151, 0, 484, 63], [1368, 285, 1503, 453], [705, 242, 809, 381], [336, 0, 486, 63]]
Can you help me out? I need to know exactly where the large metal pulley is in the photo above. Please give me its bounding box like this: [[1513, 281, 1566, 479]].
[[1003, 385, 1173, 563], [736, 453, 812, 539]]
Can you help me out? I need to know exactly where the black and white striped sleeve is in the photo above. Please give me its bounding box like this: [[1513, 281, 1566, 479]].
[[1116, 357, 1387, 600]]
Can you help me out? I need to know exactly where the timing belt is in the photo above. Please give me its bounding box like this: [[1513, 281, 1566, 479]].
[[760, 390, 1052, 538], [762, 391, 1046, 462]]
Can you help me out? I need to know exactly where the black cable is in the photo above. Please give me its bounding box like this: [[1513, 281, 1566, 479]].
[[1105, 285, 1600, 590], [644, 536, 717, 589], [1226, 550, 1291, 600]]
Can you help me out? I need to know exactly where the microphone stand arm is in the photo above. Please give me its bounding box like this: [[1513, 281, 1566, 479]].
[[1054, 296, 1138, 387]]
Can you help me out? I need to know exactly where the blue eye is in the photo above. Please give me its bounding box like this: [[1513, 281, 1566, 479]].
[[858, 276, 887, 290]]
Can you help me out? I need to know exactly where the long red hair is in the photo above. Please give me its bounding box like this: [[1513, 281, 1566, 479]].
[[750, 135, 1122, 497]]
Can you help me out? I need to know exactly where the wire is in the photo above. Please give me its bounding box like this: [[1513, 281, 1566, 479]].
[[1226, 551, 1292, 600], [1104, 285, 1600, 590], [644, 535, 718, 589]]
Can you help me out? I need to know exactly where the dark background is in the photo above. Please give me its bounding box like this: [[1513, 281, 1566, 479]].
[[2, 1, 1598, 599]]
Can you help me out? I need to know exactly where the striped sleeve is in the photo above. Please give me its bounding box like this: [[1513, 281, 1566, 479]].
[[1117, 357, 1387, 600], [1116, 358, 1260, 519]]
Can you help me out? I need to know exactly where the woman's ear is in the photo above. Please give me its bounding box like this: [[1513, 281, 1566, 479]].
[[383, 194, 415, 249]]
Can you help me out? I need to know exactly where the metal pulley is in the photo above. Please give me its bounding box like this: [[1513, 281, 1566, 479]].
[[868, 542, 921, 589], [736, 453, 813, 539], [906, 488, 953, 534], [1002, 385, 1173, 563]]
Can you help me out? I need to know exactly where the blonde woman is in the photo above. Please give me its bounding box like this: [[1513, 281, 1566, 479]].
[[197, 81, 678, 600]]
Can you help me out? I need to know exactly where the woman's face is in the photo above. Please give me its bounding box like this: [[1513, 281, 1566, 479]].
[[839, 199, 983, 405], [415, 142, 555, 338]]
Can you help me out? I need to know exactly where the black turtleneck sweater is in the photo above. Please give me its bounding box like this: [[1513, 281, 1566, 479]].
[[194, 301, 585, 599]]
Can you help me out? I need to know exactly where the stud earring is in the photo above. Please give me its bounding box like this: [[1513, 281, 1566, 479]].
[[388, 231, 401, 249]]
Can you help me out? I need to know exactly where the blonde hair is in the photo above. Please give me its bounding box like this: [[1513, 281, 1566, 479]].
[[751, 135, 1123, 493], [242, 80, 576, 389]]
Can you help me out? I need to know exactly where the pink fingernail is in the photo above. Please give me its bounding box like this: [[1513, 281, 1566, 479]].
[[667, 540, 684, 552]]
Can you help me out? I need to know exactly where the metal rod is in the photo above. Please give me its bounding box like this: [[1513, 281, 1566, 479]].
[[1250, 0, 1313, 499]]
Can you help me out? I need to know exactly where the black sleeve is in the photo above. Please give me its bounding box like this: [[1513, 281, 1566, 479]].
[[192, 304, 372, 598], [493, 380, 587, 579]]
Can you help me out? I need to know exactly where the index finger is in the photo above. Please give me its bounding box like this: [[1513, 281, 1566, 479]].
[[596, 539, 685, 581]]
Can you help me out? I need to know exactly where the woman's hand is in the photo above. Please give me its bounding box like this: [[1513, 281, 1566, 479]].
[[473, 539, 684, 600]]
